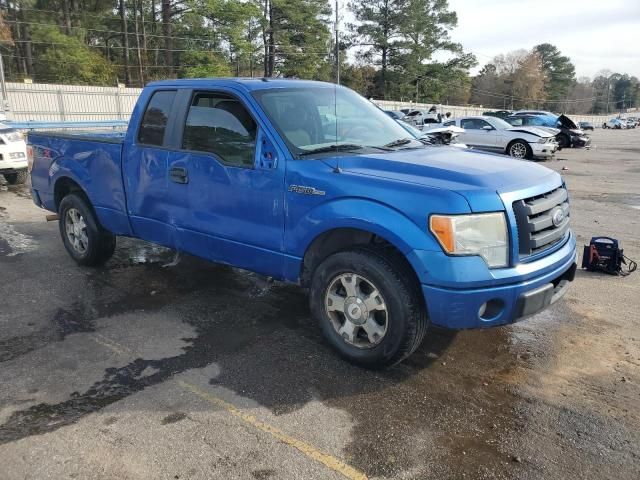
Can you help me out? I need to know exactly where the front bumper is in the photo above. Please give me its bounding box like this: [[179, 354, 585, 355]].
[[0, 157, 28, 173], [418, 232, 577, 329], [530, 141, 557, 158], [571, 135, 590, 148]]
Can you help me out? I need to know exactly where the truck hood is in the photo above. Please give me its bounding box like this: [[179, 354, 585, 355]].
[[557, 114, 578, 130], [324, 147, 561, 212]]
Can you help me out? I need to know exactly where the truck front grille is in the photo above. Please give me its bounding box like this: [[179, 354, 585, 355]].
[[513, 186, 570, 257]]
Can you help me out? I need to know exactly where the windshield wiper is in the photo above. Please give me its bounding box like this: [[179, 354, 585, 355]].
[[298, 144, 364, 157], [383, 138, 414, 148]]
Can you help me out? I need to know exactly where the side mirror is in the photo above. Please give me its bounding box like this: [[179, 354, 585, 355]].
[[482, 125, 494, 131]]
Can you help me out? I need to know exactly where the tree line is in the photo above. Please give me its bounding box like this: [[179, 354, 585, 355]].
[[470, 44, 640, 114], [0, 0, 637, 113]]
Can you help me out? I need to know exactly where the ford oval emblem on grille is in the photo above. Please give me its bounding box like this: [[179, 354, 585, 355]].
[[551, 207, 565, 227]]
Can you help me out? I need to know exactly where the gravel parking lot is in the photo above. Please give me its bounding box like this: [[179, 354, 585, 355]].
[[1, 128, 639, 480]]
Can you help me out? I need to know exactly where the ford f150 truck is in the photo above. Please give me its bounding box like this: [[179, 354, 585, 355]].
[[28, 79, 577, 368]]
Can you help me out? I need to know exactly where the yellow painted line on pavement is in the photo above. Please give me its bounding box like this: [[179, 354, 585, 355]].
[[91, 335, 128, 355], [178, 380, 367, 480]]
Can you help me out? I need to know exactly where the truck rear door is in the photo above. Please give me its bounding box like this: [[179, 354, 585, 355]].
[[122, 88, 181, 247]]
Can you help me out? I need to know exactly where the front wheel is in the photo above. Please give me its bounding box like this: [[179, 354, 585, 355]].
[[507, 140, 532, 159], [58, 193, 116, 266], [310, 248, 428, 368], [3, 170, 28, 185]]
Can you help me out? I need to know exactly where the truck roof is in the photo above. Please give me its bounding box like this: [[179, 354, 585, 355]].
[[146, 77, 336, 92]]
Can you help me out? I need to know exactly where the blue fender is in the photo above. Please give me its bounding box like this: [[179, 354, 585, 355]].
[[43, 140, 131, 236], [282, 197, 443, 282]]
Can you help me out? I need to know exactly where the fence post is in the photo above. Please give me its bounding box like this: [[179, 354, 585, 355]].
[[57, 89, 66, 121], [115, 88, 123, 121]]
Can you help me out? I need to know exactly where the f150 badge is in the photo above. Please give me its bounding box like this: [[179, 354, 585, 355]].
[[288, 185, 326, 196]]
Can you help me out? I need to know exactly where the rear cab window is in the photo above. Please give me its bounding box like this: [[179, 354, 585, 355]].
[[137, 90, 177, 146]]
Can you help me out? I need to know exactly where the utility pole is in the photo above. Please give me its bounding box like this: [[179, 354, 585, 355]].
[[334, 0, 340, 85], [0, 54, 8, 116], [606, 77, 611, 115]]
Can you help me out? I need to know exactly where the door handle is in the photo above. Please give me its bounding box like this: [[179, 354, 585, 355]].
[[169, 166, 188, 184]]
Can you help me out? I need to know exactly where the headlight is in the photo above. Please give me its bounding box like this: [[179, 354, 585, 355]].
[[4, 131, 24, 142], [537, 137, 547, 143], [429, 213, 509, 268]]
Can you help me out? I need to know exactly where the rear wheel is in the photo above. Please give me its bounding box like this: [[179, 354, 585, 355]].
[[507, 140, 532, 159], [310, 248, 428, 368], [3, 169, 28, 185], [58, 193, 116, 266]]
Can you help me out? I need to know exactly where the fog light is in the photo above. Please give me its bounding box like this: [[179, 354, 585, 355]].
[[479, 299, 505, 321]]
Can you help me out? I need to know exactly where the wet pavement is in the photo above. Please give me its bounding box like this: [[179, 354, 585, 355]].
[[1, 128, 639, 479]]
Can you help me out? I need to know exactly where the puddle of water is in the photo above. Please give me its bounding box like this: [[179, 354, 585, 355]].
[[0, 221, 38, 257]]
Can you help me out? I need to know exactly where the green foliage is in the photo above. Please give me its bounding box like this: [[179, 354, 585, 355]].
[[31, 27, 115, 85], [349, 0, 474, 101], [180, 51, 232, 78], [533, 43, 576, 108], [267, 0, 333, 80]]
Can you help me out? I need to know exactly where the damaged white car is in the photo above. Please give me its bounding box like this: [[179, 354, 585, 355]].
[[443, 116, 558, 159]]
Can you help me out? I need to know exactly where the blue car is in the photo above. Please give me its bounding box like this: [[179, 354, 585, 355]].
[[27, 79, 576, 367]]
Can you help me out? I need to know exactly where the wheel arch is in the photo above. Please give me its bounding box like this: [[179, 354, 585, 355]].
[[299, 226, 422, 295], [54, 176, 91, 211]]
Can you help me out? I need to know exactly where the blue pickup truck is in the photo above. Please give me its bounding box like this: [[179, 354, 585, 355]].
[[28, 79, 577, 367]]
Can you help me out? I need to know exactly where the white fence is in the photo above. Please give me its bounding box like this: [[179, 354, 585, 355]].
[[373, 99, 615, 126], [1, 81, 620, 126], [4, 82, 142, 122]]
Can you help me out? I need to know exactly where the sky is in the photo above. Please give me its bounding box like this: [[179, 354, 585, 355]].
[[340, 0, 640, 79], [440, 0, 640, 78]]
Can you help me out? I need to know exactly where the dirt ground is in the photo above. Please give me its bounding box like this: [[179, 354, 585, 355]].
[[1, 128, 639, 480]]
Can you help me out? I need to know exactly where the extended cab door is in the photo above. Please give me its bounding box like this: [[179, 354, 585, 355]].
[[122, 89, 181, 247], [459, 118, 499, 150], [164, 89, 286, 277]]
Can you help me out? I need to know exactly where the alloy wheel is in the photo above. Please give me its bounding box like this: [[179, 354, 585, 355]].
[[325, 273, 388, 348]]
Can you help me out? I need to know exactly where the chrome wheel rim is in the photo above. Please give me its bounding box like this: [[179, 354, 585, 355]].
[[510, 142, 527, 158], [325, 273, 388, 348], [65, 208, 89, 254]]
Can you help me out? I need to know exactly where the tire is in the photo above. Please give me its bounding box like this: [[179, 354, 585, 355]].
[[58, 193, 116, 266], [556, 134, 570, 149], [3, 169, 28, 185], [602, 124, 607, 129], [309, 247, 428, 368], [507, 140, 532, 159]]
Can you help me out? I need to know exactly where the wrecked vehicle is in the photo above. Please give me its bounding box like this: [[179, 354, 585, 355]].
[[27, 79, 577, 368], [442, 116, 558, 159], [507, 114, 590, 149], [397, 120, 468, 147]]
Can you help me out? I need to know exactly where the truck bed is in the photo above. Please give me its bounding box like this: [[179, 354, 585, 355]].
[[28, 129, 131, 236], [27, 129, 126, 144]]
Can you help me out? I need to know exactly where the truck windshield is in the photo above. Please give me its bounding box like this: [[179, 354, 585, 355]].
[[252, 86, 422, 157]]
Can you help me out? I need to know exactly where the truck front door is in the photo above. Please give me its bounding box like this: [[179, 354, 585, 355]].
[[165, 89, 286, 277]]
